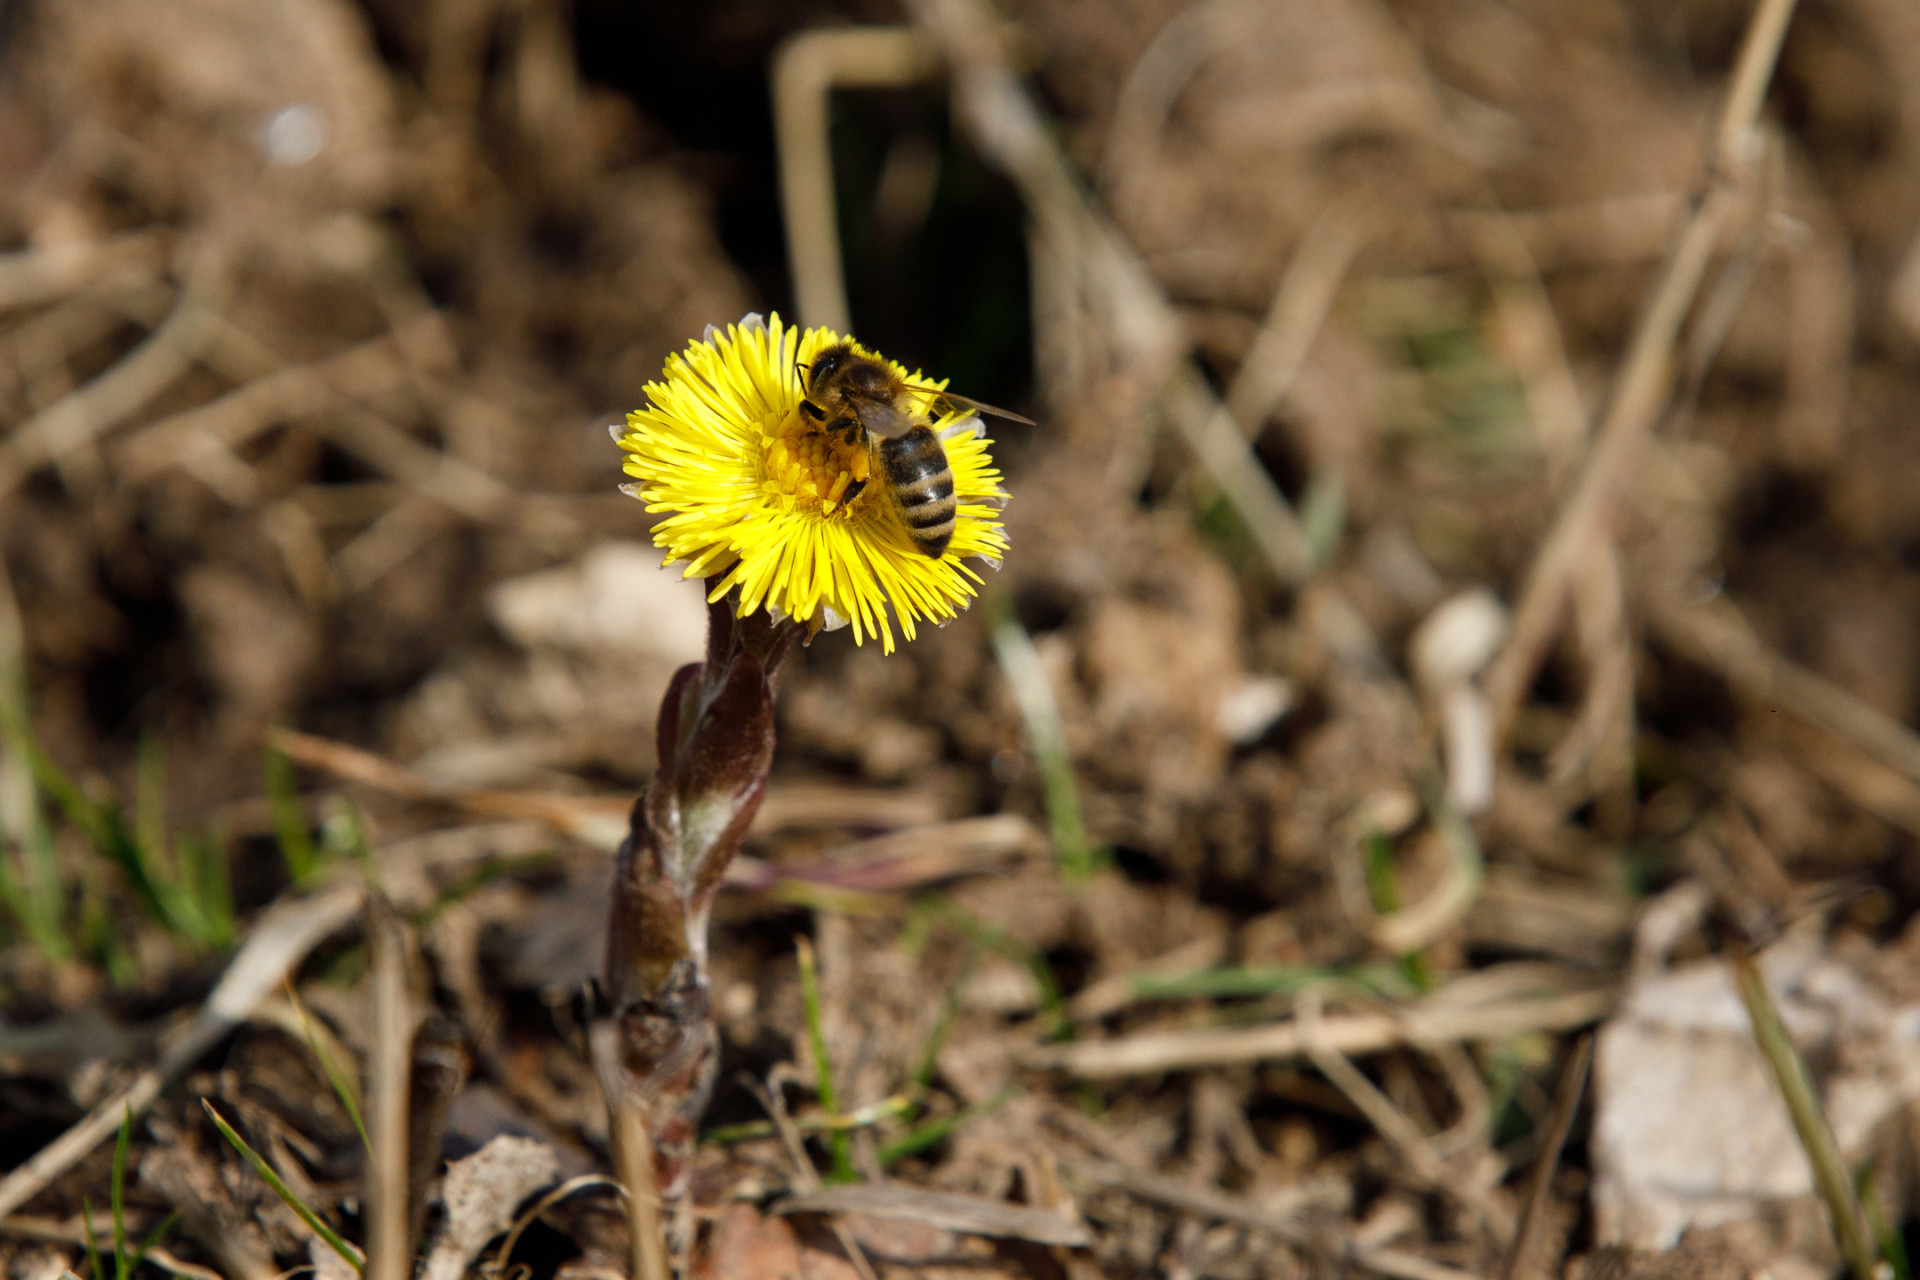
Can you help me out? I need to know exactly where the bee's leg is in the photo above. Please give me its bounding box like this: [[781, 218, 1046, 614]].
[[842, 478, 867, 503], [799, 399, 826, 422]]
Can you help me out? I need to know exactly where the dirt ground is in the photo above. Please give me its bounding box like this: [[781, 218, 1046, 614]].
[[3, 0, 1920, 1277]]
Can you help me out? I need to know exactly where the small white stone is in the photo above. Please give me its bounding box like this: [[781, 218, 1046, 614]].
[[1409, 588, 1509, 692], [263, 104, 328, 166], [1214, 675, 1296, 745]]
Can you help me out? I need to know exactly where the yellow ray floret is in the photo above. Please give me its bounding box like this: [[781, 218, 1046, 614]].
[[616, 313, 1010, 653]]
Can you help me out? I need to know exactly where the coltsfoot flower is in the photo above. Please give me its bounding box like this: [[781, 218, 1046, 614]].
[[616, 313, 1009, 652]]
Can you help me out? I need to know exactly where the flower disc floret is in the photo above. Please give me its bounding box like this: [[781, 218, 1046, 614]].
[[616, 313, 1009, 653]]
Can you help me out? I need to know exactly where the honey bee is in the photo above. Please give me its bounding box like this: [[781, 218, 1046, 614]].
[[799, 343, 1031, 558]]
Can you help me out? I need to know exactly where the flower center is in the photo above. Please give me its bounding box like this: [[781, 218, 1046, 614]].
[[761, 415, 872, 515]]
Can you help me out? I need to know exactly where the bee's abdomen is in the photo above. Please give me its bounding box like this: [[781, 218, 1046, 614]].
[[880, 427, 956, 557]]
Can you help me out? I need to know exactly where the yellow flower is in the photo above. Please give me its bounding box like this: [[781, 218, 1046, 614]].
[[616, 313, 1010, 653]]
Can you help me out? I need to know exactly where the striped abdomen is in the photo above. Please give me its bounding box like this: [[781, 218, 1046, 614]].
[[879, 426, 955, 557]]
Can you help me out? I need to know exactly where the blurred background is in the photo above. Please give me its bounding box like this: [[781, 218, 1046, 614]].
[[4, 0, 1920, 1275]]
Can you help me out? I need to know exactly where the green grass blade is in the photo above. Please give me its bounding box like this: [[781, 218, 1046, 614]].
[[0, 832, 71, 964], [878, 1087, 1017, 1167], [1361, 829, 1434, 992], [29, 746, 181, 939], [286, 980, 370, 1156], [78, 865, 135, 986], [987, 597, 1103, 883], [130, 1212, 178, 1277], [795, 936, 855, 1184], [1857, 1162, 1909, 1280], [321, 802, 376, 887], [135, 736, 167, 882], [921, 897, 1070, 1041], [701, 1096, 912, 1146], [203, 1099, 365, 1272], [178, 827, 235, 949], [910, 951, 976, 1100], [82, 1200, 105, 1280], [21, 737, 116, 856], [265, 746, 317, 887], [0, 711, 72, 962], [21, 821, 69, 961]]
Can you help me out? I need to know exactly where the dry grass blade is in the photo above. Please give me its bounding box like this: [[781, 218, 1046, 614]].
[[1369, 794, 1485, 956], [1224, 200, 1370, 438], [365, 894, 415, 1280], [774, 1185, 1092, 1248], [0, 235, 164, 311], [0, 288, 218, 497], [263, 726, 631, 849], [1500, 1033, 1592, 1280], [1731, 951, 1880, 1280], [265, 727, 949, 855], [491, 1176, 627, 1275], [1057, 1146, 1477, 1280], [1649, 596, 1920, 786], [0, 885, 363, 1219], [1056, 1151, 1331, 1244], [2, 1209, 204, 1278], [1482, 0, 1804, 741], [1028, 981, 1612, 1078], [905, 0, 1320, 588], [116, 333, 410, 479], [743, 1071, 880, 1280], [772, 26, 937, 331], [1297, 992, 1445, 1187]]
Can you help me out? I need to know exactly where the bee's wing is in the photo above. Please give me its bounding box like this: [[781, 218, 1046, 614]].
[[903, 382, 1036, 426]]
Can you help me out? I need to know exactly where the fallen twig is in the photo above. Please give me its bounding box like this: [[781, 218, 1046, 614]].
[[1057, 1145, 1477, 1280], [744, 1070, 879, 1280], [1482, 0, 1804, 743], [774, 1185, 1092, 1248], [1500, 1032, 1592, 1280], [117, 334, 411, 480], [1025, 982, 1613, 1079], [0, 235, 165, 313], [0, 278, 225, 498], [1649, 595, 1920, 787], [264, 726, 958, 855], [0, 885, 363, 1220]]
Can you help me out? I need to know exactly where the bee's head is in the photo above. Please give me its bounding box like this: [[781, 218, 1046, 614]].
[[806, 345, 853, 396]]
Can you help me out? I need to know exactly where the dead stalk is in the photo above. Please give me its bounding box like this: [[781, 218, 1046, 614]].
[[1649, 596, 1920, 787], [608, 1094, 670, 1280], [1500, 1033, 1593, 1280], [1731, 951, 1879, 1280], [365, 895, 415, 1280], [1482, 0, 1803, 743], [1029, 982, 1612, 1079], [771, 27, 937, 331]]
